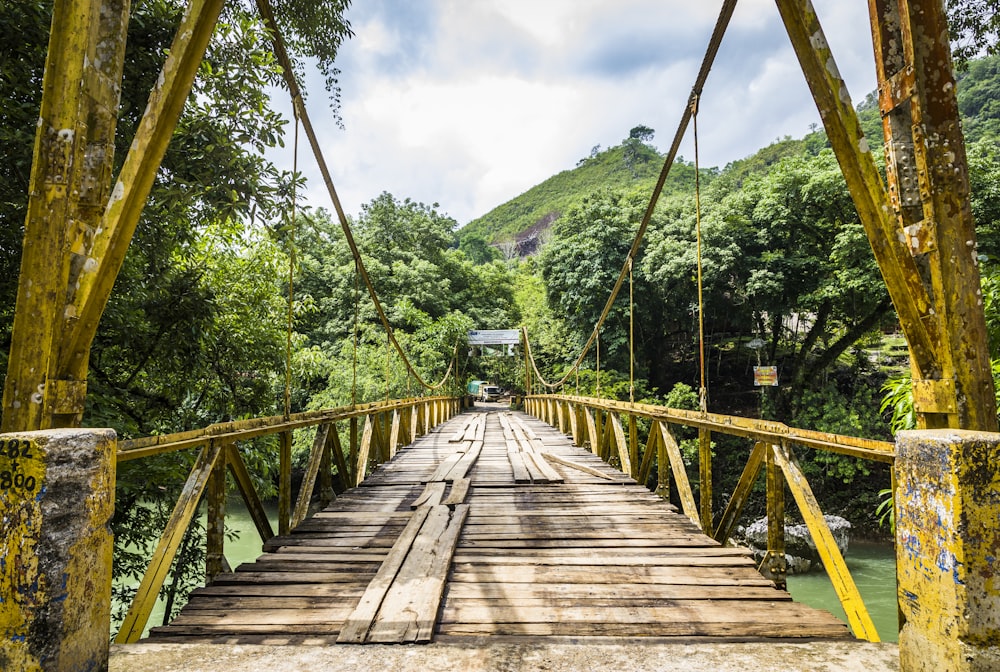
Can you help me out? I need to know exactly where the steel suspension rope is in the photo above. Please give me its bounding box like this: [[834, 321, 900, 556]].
[[629, 257, 635, 403], [693, 95, 708, 413], [255, 0, 454, 392], [283, 109, 299, 419], [522, 0, 739, 391]]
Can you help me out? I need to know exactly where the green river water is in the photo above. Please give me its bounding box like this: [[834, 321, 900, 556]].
[[120, 503, 899, 642]]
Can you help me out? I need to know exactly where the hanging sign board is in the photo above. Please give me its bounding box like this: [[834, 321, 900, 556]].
[[754, 366, 779, 387], [468, 329, 521, 346]]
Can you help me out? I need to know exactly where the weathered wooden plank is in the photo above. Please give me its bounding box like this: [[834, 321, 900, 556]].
[[523, 451, 564, 483], [441, 601, 843, 625], [539, 451, 617, 480], [507, 452, 532, 483], [367, 504, 470, 643], [448, 555, 754, 567], [443, 441, 483, 481], [436, 619, 850, 638], [169, 607, 352, 626], [443, 582, 787, 601], [411, 481, 447, 509], [442, 477, 471, 506], [291, 424, 331, 528], [337, 506, 431, 643], [448, 564, 775, 585], [427, 452, 465, 482]]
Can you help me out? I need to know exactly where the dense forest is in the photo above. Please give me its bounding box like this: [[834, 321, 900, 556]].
[[3, 0, 1000, 629]]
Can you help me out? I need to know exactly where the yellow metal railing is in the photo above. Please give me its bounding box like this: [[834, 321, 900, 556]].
[[525, 393, 893, 642], [112, 395, 462, 643]]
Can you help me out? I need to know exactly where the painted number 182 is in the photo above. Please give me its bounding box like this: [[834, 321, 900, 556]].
[[1, 439, 38, 493]]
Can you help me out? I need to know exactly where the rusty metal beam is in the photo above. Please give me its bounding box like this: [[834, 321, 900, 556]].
[[2, 0, 226, 433], [1, 0, 129, 432], [774, 0, 938, 375], [776, 0, 997, 431], [62, 0, 227, 395], [867, 0, 997, 430]]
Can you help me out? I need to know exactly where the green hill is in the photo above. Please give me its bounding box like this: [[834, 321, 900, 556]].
[[457, 136, 699, 259]]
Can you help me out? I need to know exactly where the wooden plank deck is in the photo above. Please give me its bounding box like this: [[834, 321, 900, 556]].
[[146, 409, 851, 645]]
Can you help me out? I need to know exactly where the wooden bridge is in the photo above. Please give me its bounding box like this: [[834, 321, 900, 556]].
[[145, 408, 848, 645], [4, 1, 1000, 671]]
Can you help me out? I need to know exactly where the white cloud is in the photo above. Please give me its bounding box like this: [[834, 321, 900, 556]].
[[275, 0, 878, 225]]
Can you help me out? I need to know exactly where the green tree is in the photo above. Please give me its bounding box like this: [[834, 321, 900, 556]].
[[1, 0, 354, 629], [949, 0, 1000, 69], [541, 189, 656, 376], [291, 196, 519, 409]]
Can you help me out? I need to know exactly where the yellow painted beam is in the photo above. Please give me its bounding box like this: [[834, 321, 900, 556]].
[[658, 422, 699, 526], [636, 419, 659, 486], [388, 409, 401, 458], [773, 0, 938, 378], [609, 413, 633, 477], [355, 415, 374, 486], [114, 442, 223, 643], [291, 424, 330, 528], [278, 430, 292, 535], [62, 0, 227, 387], [226, 444, 274, 543], [328, 423, 349, 493], [714, 441, 765, 544], [528, 395, 895, 463], [698, 428, 713, 535], [867, 0, 997, 430], [628, 415, 639, 479], [762, 444, 787, 590], [771, 442, 879, 642], [205, 448, 227, 583], [584, 409, 599, 456], [1, 0, 128, 432]]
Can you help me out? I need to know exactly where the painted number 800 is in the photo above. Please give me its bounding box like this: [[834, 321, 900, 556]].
[[1, 470, 37, 492]]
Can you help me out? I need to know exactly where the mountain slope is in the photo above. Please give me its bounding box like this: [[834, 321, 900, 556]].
[[458, 140, 699, 256]]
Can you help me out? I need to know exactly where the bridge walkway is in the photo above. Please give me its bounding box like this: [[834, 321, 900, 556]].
[[145, 408, 851, 645]]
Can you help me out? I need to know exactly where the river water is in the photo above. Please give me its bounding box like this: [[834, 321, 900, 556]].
[[120, 503, 900, 642], [787, 542, 898, 642]]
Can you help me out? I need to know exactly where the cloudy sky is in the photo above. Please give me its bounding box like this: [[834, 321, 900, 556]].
[[277, 0, 879, 226]]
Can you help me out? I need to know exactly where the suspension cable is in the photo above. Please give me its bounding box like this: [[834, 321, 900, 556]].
[[596, 331, 601, 398], [256, 0, 454, 392], [283, 109, 299, 419], [693, 95, 708, 413], [351, 261, 359, 406], [629, 257, 635, 403], [522, 0, 739, 391]]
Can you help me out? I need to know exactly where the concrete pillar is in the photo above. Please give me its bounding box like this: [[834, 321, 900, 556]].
[[1, 429, 116, 671], [895, 430, 1000, 671]]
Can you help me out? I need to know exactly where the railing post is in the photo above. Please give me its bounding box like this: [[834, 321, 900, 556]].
[[1, 429, 115, 670], [410, 404, 419, 443], [349, 417, 359, 487], [762, 443, 787, 590], [278, 430, 292, 535], [569, 403, 581, 445], [698, 428, 713, 535], [628, 415, 639, 479], [205, 443, 228, 582], [318, 427, 334, 507], [895, 430, 1000, 671], [656, 421, 670, 499]]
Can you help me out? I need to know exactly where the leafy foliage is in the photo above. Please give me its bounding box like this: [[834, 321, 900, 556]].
[[949, 0, 1000, 69]]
